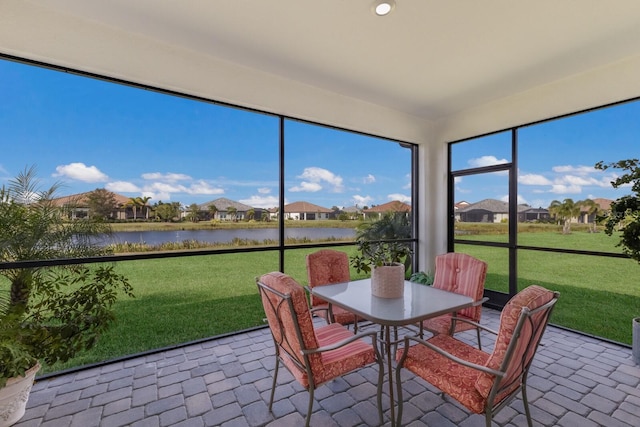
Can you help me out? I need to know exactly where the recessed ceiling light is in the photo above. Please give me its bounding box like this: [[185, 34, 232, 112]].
[[373, 0, 396, 16]]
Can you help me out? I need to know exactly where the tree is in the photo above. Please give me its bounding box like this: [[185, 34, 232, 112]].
[[0, 166, 133, 385], [261, 211, 270, 222], [246, 208, 255, 221], [208, 204, 218, 220], [548, 198, 581, 234], [595, 159, 640, 262], [139, 196, 152, 220], [227, 206, 238, 222], [186, 203, 200, 222], [155, 201, 180, 222], [86, 188, 118, 220], [126, 197, 141, 220], [577, 198, 601, 233]]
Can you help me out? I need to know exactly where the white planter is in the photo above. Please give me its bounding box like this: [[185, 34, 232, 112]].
[[0, 363, 40, 427], [633, 317, 640, 365], [371, 263, 405, 298]]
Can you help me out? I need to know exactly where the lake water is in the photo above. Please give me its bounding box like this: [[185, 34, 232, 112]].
[[109, 227, 355, 246]]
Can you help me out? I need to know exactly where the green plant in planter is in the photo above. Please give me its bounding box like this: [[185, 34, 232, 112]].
[[0, 166, 133, 387], [595, 159, 640, 261], [350, 212, 412, 274]]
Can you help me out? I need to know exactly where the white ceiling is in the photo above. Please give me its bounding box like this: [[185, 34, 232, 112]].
[[3, 0, 640, 139]]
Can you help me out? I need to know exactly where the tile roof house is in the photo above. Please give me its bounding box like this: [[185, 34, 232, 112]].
[[340, 205, 363, 220], [283, 201, 332, 220], [457, 199, 552, 223], [51, 190, 132, 220], [362, 200, 411, 219], [198, 197, 256, 221]]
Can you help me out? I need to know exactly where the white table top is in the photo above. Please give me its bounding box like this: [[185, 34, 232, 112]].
[[311, 279, 474, 327]]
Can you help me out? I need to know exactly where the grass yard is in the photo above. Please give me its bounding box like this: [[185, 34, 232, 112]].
[[28, 228, 640, 374], [457, 229, 640, 344]]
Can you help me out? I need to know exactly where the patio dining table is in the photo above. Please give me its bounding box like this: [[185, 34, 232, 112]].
[[310, 279, 474, 427]]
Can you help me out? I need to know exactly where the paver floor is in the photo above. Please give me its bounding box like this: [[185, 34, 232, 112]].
[[14, 308, 640, 426]]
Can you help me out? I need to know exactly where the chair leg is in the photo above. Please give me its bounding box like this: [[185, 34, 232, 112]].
[[376, 353, 384, 425], [305, 384, 315, 427], [476, 326, 483, 350], [395, 362, 404, 426], [268, 359, 280, 411], [522, 384, 533, 427], [485, 411, 493, 427]]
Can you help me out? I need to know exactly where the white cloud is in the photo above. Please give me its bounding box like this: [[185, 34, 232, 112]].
[[53, 162, 108, 183], [352, 194, 373, 207], [144, 182, 186, 194], [239, 195, 279, 208], [552, 165, 596, 175], [549, 184, 582, 194], [519, 174, 552, 186], [141, 172, 191, 182], [468, 155, 508, 168], [290, 182, 322, 192], [105, 181, 141, 192], [258, 187, 271, 194], [296, 167, 344, 192], [185, 180, 225, 195], [363, 174, 376, 184], [388, 193, 411, 203]]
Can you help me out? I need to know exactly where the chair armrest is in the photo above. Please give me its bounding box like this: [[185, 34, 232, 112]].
[[309, 306, 331, 316], [303, 329, 380, 355], [305, 285, 335, 323], [449, 317, 498, 336], [398, 335, 504, 378]]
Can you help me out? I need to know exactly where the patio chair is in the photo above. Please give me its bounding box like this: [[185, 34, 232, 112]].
[[256, 272, 383, 427], [420, 252, 488, 348], [396, 285, 559, 427], [306, 249, 359, 328]]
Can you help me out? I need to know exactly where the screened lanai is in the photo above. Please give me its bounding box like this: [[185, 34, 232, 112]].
[[3, 2, 640, 425]]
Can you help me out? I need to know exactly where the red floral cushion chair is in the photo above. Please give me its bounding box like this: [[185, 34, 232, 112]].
[[306, 249, 359, 327], [257, 272, 383, 427], [396, 285, 559, 427], [421, 252, 488, 348]]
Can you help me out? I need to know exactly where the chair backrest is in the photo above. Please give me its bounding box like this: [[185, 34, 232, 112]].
[[306, 249, 350, 307], [432, 252, 488, 320], [474, 285, 559, 404], [257, 272, 322, 375]]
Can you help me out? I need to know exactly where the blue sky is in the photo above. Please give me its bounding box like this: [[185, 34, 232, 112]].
[[1, 59, 637, 211], [0, 59, 411, 209], [453, 102, 639, 209]]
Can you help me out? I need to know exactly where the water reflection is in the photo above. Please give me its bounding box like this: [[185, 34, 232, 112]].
[[109, 227, 355, 246]]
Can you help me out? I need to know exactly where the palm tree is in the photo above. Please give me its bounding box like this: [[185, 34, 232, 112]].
[[126, 197, 140, 220], [549, 198, 581, 234], [138, 196, 152, 220], [208, 204, 218, 220], [246, 208, 255, 221], [227, 206, 238, 222], [187, 203, 200, 222], [578, 198, 601, 233]]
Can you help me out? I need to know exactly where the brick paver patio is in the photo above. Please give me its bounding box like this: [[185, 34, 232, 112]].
[[14, 308, 640, 426]]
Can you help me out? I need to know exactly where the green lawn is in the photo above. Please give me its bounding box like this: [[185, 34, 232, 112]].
[[457, 229, 640, 345], [32, 229, 640, 374]]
